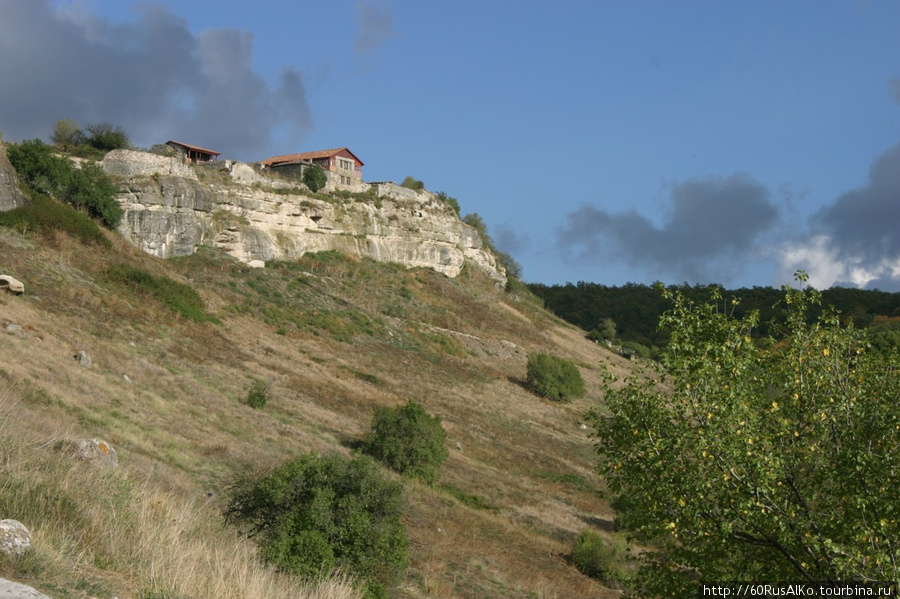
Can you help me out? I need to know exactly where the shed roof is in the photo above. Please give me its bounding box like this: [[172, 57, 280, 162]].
[[166, 140, 221, 156], [261, 147, 364, 167]]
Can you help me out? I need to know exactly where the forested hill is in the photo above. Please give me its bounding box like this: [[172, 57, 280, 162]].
[[528, 281, 900, 352]]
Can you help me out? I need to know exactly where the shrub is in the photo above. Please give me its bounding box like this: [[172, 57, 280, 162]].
[[400, 176, 424, 190], [303, 164, 327, 192], [85, 122, 130, 152], [362, 401, 448, 485], [225, 453, 409, 595], [104, 264, 219, 323], [0, 194, 109, 246], [525, 353, 585, 402], [434, 190, 460, 215], [617, 340, 652, 360], [6, 139, 123, 228], [571, 529, 627, 585], [586, 318, 617, 343], [244, 380, 269, 409]]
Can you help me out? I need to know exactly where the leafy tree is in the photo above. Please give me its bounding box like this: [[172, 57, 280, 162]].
[[85, 122, 130, 152], [7, 139, 123, 228], [362, 401, 448, 485], [591, 274, 900, 596], [400, 175, 424, 190], [225, 453, 409, 596], [525, 352, 585, 402], [302, 164, 327, 192], [586, 318, 617, 343], [51, 118, 85, 151]]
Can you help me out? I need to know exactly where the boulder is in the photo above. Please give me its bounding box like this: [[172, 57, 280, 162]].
[[74, 350, 92, 368], [0, 275, 24, 295], [72, 439, 119, 467], [0, 519, 31, 557], [0, 578, 53, 599]]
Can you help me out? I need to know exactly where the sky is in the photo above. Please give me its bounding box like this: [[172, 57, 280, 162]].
[[1, 0, 898, 290]]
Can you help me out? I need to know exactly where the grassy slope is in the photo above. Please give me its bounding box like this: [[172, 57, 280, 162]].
[[0, 225, 635, 599]]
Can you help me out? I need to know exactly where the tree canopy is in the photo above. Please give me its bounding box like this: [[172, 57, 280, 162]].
[[591, 274, 900, 596]]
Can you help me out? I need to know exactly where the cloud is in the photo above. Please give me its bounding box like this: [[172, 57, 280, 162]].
[[776, 144, 900, 290], [354, 0, 394, 56], [493, 224, 530, 256], [0, 0, 311, 160], [558, 173, 778, 284]]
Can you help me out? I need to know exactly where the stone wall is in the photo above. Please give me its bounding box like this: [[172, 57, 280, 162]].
[[103, 149, 198, 180]]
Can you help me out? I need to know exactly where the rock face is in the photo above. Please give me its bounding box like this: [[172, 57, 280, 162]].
[[0, 147, 28, 212], [102, 150, 506, 283], [0, 519, 31, 557]]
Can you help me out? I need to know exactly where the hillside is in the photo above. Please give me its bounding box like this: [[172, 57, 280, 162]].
[[0, 209, 633, 597]]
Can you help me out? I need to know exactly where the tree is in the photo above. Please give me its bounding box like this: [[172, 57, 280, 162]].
[[85, 122, 130, 152], [525, 352, 585, 402], [400, 175, 424, 190], [6, 139, 123, 228], [591, 274, 900, 596], [361, 401, 448, 485], [225, 453, 409, 596], [303, 164, 327, 192], [51, 119, 85, 151]]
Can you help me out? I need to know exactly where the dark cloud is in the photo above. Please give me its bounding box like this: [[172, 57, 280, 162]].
[[354, 0, 394, 56], [493, 224, 530, 256], [778, 144, 900, 290], [558, 173, 778, 284], [0, 0, 311, 160]]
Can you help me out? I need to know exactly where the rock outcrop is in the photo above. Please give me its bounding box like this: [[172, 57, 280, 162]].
[[102, 150, 506, 283], [0, 147, 28, 212]]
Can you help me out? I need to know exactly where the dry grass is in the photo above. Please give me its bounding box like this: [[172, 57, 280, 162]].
[[0, 224, 632, 598]]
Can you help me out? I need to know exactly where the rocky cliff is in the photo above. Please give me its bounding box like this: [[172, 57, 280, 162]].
[[102, 150, 505, 283], [0, 146, 28, 212]]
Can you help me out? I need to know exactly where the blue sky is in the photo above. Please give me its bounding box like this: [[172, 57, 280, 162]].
[[2, 1, 898, 289]]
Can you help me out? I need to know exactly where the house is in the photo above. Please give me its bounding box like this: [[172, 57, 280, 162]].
[[260, 147, 364, 188], [165, 141, 220, 164]]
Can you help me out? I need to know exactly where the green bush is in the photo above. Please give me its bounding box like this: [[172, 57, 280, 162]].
[[6, 139, 123, 228], [85, 122, 130, 152], [0, 194, 109, 246], [303, 164, 327, 192], [104, 264, 219, 323], [362, 401, 448, 485], [617, 340, 652, 360], [244, 380, 269, 409], [400, 176, 424, 190], [586, 318, 617, 343], [525, 353, 586, 402], [571, 529, 627, 585], [435, 190, 460, 215], [225, 453, 409, 594]]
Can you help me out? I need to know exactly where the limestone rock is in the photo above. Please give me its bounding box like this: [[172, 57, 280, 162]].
[[0, 519, 31, 557], [72, 439, 118, 467], [0, 275, 24, 295], [104, 150, 506, 284], [0, 149, 28, 212], [0, 578, 53, 599], [74, 350, 92, 368]]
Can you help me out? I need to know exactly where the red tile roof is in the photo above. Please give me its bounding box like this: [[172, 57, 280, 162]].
[[260, 147, 363, 167], [166, 140, 220, 156]]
